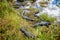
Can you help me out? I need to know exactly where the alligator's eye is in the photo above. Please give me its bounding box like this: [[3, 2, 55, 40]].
[[59, 3, 60, 4]]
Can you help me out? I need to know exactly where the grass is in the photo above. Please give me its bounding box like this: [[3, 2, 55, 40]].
[[0, 0, 60, 40]]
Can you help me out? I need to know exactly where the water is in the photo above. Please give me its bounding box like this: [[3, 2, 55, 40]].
[[45, 0, 60, 17], [15, 0, 60, 18], [35, 0, 60, 17]]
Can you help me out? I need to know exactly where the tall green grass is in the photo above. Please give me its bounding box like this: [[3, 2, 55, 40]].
[[0, 0, 60, 40]]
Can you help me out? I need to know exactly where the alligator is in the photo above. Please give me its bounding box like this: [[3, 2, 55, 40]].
[[21, 11, 35, 21], [20, 27, 35, 39], [21, 10, 51, 27], [32, 21, 51, 27]]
